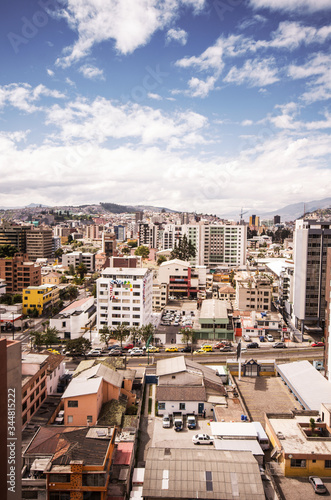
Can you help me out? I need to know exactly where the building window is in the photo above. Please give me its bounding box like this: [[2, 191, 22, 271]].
[[290, 459, 306, 468], [68, 400, 78, 408], [179, 403, 186, 410], [325, 460, 331, 469], [158, 402, 165, 410], [87, 415, 93, 423], [67, 415, 73, 423]]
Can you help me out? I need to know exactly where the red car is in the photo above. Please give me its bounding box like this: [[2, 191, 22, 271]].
[[311, 342, 325, 347], [123, 343, 134, 350]]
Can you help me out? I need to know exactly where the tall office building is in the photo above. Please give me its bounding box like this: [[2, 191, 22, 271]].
[[102, 232, 117, 257], [97, 267, 153, 330], [0, 253, 41, 293], [26, 229, 53, 261], [0, 221, 31, 253], [249, 215, 260, 227], [138, 222, 158, 248], [293, 219, 331, 334]]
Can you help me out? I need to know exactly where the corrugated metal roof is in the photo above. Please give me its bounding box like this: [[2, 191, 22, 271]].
[[143, 448, 265, 499], [62, 375, 102, 398], [210, 422, 258, 438], [156, 356, 186, 376], [214, 439, 264, 455], [276, 360, 331, 410]]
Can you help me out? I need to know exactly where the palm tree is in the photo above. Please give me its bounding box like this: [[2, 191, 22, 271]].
[[113, 323, 130, 348]]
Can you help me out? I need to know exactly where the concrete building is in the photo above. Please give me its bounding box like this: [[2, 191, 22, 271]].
[[26, 229, 53, 261], [62, 251, 95, 272], [138, 222, 158, 248], [97, 267, 153, 330], [41, 271, 61, 286], [197, 299, 234, 341], [293, 219, 331, 334], [102, 231, 117, 257], [50, 296, 96, 340], [156, 356, 226, 418], [0, 253, 41, 293], [152, 281, 168, 311], [22, 284, 60, 316], [0, 338, 22, 500], [0, 221, 31, 253], [236, 275, 272, 311], [22, 353, 48, 428], [325, 248, 331, 379]]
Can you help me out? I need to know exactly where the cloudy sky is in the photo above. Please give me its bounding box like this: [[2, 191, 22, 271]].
[[1, 0, 331, 216]]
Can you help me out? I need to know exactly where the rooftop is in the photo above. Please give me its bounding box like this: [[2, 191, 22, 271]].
[[143, 448, 265, 499], [199, 299, 230, 320]]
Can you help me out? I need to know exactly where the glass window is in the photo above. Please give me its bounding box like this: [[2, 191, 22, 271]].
[[290, 459, 306, 468], [68, 400, 78, 408], [158, 402, 165, 410], [67, 415, 73, 423]]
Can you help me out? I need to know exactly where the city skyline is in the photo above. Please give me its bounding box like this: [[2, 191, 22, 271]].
[[1, 0, 331, 214]]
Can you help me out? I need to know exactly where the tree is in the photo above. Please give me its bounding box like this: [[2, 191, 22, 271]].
[[309, 417, 316, 436], [157, 255, 167, 266], [67, 234, 73, 244], [127, 240, 138, 248], [139, 323, 155, 346], [30, 331, 44, 350], [43, 327, 60, 348], [170, 235, 196, 261], [66, 337, 91, 357], [121, 246, 131, 255], [0, 244, 18, 258], [180, 327, 195, 346], [113, 323, 130, 347], [54, 248, 64, 260], [130, 326, 141, 346], [76, 263, 88, 279], [134, 245, 150, 259], [68, 264, 75, 276], [99, 326, 113, 348]]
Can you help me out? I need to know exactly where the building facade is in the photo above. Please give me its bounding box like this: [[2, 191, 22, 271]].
[[0, 253, 41, 293], [97, 267, 153, 330], [26, 229, 53, 261]]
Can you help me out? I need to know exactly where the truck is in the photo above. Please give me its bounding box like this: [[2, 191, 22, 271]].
[[173, 412, 183, 432], [187, 414, 196, 430]]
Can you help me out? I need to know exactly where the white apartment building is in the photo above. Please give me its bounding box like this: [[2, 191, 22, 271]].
[[62, 251, 95, 272], [161, 223, 246, 268], [50, 297, 96, 340], [97, 267, 153, 330]]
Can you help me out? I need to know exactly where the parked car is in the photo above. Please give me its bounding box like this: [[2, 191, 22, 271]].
[[165, 346, 178, 352], [308, 476, 327, 494], [247, 342, 260, 349], [87, 348, 103, 357], [243, 334, 250, 342], [181, 346, 192, 353], [192, 434, 214, 445], [201, 345, 213, 352], [193, 349, 209, 355], [311, 342, 325, 347], [162, 414, 171, 428], [273, 342, 287, 349], [266, 334, 274, 342], [108, 344, 120, 350]]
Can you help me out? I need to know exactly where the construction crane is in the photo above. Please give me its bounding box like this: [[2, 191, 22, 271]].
[[239, 208, 248, 222]]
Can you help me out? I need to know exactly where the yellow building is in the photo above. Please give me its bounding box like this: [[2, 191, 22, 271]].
[[266, 412, 331, 477], [23, 284, 60, 316], [41, 272, 61, 286]]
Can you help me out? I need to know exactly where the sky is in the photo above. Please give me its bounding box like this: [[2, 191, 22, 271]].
[[1, 0, 331, 217]]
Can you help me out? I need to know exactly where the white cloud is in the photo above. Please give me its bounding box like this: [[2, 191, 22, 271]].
[[224, 58, 279, 87], [79, 64, 105, 80], [166, 28, 188, 45], [174, 21, 331, 97], [65, 78, 76, 86], [249, 0, 331, 13], [47, 69, 55, 77], [241, 120, 253, 126], [0, 126, 330, 214], [288, 53, 331, 103], [55, 0, 206, 67], [148, 92, 162, 100], [45, 97, 208, 148], [0, 83, 65, 113]]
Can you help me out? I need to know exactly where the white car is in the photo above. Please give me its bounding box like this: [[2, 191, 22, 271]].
[[266, 334, 274, 342], [192, 434, 214, 445], [129, 348, 144, 356]]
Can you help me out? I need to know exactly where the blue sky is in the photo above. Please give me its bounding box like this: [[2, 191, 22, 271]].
[[1, 0, 331, 216]]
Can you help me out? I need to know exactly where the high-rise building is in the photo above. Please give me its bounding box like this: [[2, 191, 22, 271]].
[[102, 232, 117, 257], [138, 222, 158, 248], [26, 229, 53, 261], [0, 338, 22, 500], [97, 267, 153, 330], [0, 221, 31, 253], [249, 215, 260, 227], [274, 215, 281, 225], [293, 219, 331, 334], [0, 253, 41, 293]]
